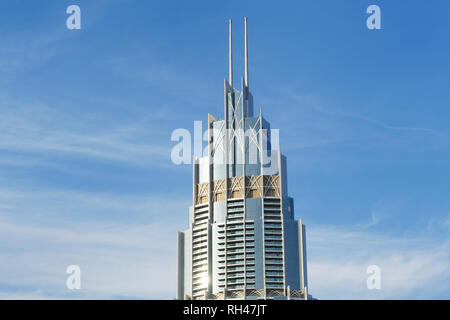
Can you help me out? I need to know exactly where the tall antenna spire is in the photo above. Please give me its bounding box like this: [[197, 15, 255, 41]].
[[244, 17, 249, 89], [229, 19, 233, 87]]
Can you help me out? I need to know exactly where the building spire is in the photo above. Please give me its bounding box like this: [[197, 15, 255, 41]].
[[244, 17, 249, 89], [229, 19, 233, 88]]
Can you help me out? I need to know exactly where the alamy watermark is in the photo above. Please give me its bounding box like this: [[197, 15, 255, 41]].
[[65, 5, 380, 31], [366, 5, 381, 30], [66, 5, 81, 30], [66, 265, 81, 290], [170, 121, 280, 170], [366, 265, 381, 290]]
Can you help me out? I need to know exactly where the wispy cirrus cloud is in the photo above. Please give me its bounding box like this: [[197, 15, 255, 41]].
[[3, 210, 449, 300], [0, 187, 190, 225], [0, 187, 189, 299], [0, 95, 175, 168], [258, 87, 450, 154], [307, 224, 450, 299], [0, 218, 178, 299]]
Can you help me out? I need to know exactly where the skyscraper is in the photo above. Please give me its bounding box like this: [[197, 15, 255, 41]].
[[177, 18, 311, 300]]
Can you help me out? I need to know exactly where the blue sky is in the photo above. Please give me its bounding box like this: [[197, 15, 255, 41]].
[[0, 0, 449, 299]]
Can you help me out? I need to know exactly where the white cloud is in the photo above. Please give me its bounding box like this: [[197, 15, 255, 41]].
[[0, 220, 177, 299], [257, 88, 450, 160], [306, 225, 450, 299], [0, 188, 190, 299], [0, 187, 190, 227], [0, 100, 173, 168], [0, 84, 218, 173], [1, 187, 449, 299]]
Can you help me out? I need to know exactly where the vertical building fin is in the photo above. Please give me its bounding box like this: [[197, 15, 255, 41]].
[[177, 231, 185, 300], [244, 17, 249, 89], [229, 19, 233, 88]]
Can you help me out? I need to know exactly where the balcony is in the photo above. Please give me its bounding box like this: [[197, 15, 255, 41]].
[[192, 255, 208, 263], [227, 200, 244, 207], [192, 260, 208, 267], [227, 230, 244, 236], [227, 278, 245, 284], [226, 236, 244, 242], [265, 271, 284, 276], [193, 265, 208, 273], [266, 283, 284, 289], [265, 234, 282, 239], [227, 284, 244, 290], [226, 242, 244, 249], [194, 235, 208, 244], [264, 216, 281, 222], [227, 217, 244, 222], [192, 272, 208, 281], [194, 226, 209, 233], [226, 266, 244, 272], [266, 277, 284, 283], [226, 248, 244, 254], [195, 212, 209, 220], [227, 212, 244, 218], [265, 265, 283, 270], [265, 253, 282, 258], [265, 259, 283, 265], [193, 242, 207, 250], [227, 254, 245, 260], [226, 273, 245, 279], [246, 277, 256, 284], [264, 222, 282, 228], [194, 204, 209, 211], [227, 223, 244, 230], [265, 246, 282, 252]]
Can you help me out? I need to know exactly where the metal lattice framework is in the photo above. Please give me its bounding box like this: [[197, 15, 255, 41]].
[[196, 182, 209, 205], [210, 96, 263, 165], [195, 175, 281, 202], [245, 117, 262, 154], [228, 90, 246, 156], [213, 178, 226, 202], [263, 175, 281, 197], [246, 289, 265, 297], [211, 120, 226, 158], [245, 175, 262, 198], [266, 289, 285, 297], [199, 287, 308, 300], [228, 176, 244, 198], [290, 289, 307, 298]]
